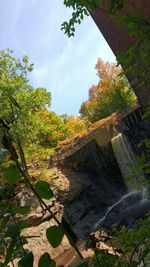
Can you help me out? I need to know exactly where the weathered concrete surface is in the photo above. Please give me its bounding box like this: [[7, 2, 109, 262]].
[[51, 106, 143, 174]]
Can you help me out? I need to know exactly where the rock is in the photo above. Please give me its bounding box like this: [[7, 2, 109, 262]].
[[95, 190, 150, 228]]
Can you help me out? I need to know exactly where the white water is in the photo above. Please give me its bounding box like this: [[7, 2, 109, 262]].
[[95, 188, 149, 229], [94, 133, 149, 230], [111, 133, 137, 184]]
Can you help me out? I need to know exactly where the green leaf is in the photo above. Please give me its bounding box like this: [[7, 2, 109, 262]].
[[8, 94, 21, 109], [5, 224, 19, 238], [18, 252, 34, 267], [0, 201, 9, 211], [70, 259, 89, 267], [4, 238, 17, 265], [5, 164, 21, 184], [20, 236, 28, 245], [11, 205, 30, 215], [0, 215, 10, 231], [38, 252, 56, 267], [46, 225, 64, 248], [0, 129, 3, 144], [35, 181, 54, 199], [0, 185, 14, 198], [17, 220, 28, 231]]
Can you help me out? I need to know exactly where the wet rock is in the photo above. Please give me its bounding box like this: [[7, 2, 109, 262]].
[[95, 190, 150, 228]]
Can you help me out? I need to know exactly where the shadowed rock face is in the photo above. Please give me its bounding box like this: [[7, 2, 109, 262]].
[[95, 190, 150, 229], [61, 170, 125, 238]]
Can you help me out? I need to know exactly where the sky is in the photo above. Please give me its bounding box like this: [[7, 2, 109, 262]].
[[0, 0, 116, 115]]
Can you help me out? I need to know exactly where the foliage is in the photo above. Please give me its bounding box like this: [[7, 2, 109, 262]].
[[62, 2, 150, 267], [63, 0, 150, 106], [0, 50, 51, 149], [62, 0, 131, 37], [92, 217, 150, 267], [0, 0, 150, 264], [0, 50, 83, 267], [64, 115, 89, 137], [24, 144, 55, 163], [46, 225, 64, 248], [5, 163, 21, 184], [38, 252, 56, 267], [35, 180, 54, 199], [79, 58, 136, 122], [0, 49, 72, 163], [35, 109, 69, 147]]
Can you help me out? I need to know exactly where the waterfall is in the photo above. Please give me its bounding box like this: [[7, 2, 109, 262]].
[[94, 188, 149, 229], [94, 133, 149, 230], [111, 133, 136, 179]]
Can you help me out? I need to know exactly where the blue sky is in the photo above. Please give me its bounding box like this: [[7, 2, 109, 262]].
[[0, 0, 116, 115]]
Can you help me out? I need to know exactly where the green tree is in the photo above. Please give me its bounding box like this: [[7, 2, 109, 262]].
[[0, 50, 83, 266], [0, 49, 50, 144], [35, 109, 69, 147]]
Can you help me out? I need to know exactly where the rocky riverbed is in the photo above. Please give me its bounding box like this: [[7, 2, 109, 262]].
[[8, 164, 122, 266]]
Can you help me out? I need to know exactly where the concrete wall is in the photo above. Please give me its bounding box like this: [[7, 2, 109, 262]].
[[63, 107, 143, 169]]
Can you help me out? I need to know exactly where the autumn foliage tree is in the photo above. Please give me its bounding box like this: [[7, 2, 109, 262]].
[[65, 116, 89, 137], [80, 58, 137, 122]]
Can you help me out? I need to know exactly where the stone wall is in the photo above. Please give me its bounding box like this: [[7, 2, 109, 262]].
[[63, 106, 143, 170]]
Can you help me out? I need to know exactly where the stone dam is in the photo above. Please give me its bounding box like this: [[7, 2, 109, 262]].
[[48, 106, 150, 238]]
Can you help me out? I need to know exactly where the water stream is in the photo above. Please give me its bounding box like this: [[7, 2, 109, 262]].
[[52, 132, 150, 265], [111, 133, 137, 188], [95, 132, 150, 229]]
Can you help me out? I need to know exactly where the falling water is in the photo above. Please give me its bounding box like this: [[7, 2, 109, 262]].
[[94, 188, 149, 229], [111, 133, 136, 179], [94, 133, 149, 230]]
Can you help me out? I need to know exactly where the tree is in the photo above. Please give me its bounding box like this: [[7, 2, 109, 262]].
[[79, 58, 137, 122], [62, 0, 150, 108], [35, 109, 69, 147], [62, 0, 130, 37], [65, 115, 89, 137], [62, 3, 150, 266], [0, 50, 83, 266], [0, 50, 68, 149]]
